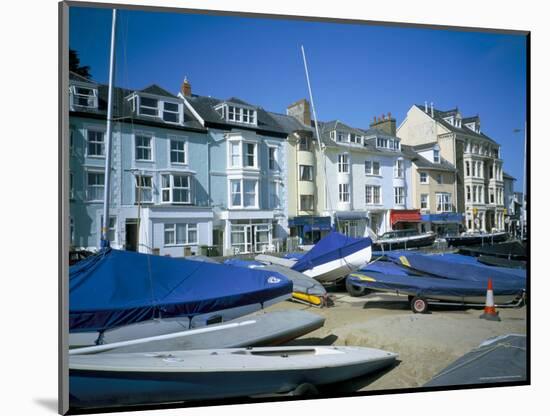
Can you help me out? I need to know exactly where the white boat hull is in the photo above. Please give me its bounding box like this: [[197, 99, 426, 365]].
[[69, 346, 397, 408], [303, 245, 372, 284]]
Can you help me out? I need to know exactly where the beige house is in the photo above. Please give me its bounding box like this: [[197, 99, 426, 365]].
[[397, 103, 506, 232], [402, 143, 460, 234]]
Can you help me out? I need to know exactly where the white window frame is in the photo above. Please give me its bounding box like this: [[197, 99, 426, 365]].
[[228, 178, 259, 209], [420, 193, 429, 209], [224, 105, 257, 125], [161, 101, 182, 124], [70, 84, 98, 109], [243, 142, 257, 168], [86, 128, 105, 158], [419, 172, 428, 184], [134, 133, 154, 162], [394, 159, 404, 178], [169, 137, 187, 165], [269, 180, 280, 209], [227, 139, 258, 169], [136, 95, 183, 125], [349, 133, 362, 144], [86, 170, 104, 202], [268, 146, 278, 171], [365, 185, 381, 205], [394, 186, 405, 206], [436, 193, 452, 213], [338, 153, 349, 173], [339, 183, 350, 203], [135, 174, 153, 204], [365, 160, 380, 176], [164, 223, 198, 246], [161, 173, 192, 204]]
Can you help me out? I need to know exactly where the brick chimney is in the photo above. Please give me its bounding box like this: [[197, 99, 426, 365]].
[[181, 76, 192, 97], [370, 112, 396, 136], [287, 98, 311, 126]]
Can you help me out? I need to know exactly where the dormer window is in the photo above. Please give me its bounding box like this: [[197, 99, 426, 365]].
[[349, 133, 362, 144], [433, 148, 440, 163], [132, 94, 183, 124], [70, 85, 98, 109], [337, 131, 346, 142], [217, 103, 257, 125], [376, 137, 399, 151]]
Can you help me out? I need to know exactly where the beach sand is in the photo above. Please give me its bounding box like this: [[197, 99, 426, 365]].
[[262, 291, 527, 391]]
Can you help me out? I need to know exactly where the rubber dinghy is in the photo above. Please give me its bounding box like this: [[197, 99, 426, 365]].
[[424, 334, 526, 387], [224, 259, 328, 307], [69, 345, 398, 408], [69, 248, 292, 346]]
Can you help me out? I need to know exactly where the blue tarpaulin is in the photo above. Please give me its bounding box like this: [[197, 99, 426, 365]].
[[69, 249, 292, 333], [350, 260, 524, 298], [291, 231, 372, 273]]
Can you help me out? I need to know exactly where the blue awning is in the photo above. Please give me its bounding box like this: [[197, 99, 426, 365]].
[[421, 213, 464, 223], [335, 211, 367, 220], [289, 216, 331, 228], [303, 223, 332, 232]]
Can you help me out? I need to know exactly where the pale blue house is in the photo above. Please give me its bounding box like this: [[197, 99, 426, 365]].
[[315, 117, 414, 237], [69, 72, 214, 256], [182, 89, 290, 255]]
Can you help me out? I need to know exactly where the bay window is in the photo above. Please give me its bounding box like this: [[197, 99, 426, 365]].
[[299, 165, 313, 181], [394, 159, 404, 178], [229, 178, 258, 208], [300, 195, 314, 211], [228, 140, 257, 168]]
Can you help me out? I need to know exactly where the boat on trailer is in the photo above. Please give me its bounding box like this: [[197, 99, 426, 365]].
[[346, 258, 525, 313], [257, 232, 372, 285], [372, 230, 436, 251], [69, 345, 398, 408], [69, 248, 292, 347]]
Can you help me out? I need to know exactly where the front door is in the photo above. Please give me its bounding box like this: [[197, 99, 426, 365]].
[[125, 220, 138, 252]]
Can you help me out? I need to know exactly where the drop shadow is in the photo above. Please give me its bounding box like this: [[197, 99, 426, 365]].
[[34, 398, 58, 413]]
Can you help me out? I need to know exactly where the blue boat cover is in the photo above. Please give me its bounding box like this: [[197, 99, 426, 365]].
[[284, 252, 305, 260], [70, 249, 292, 333], [223, 259, 265, 268], [350, 263, 523, 298], [291, 231, 372, 273], [382, 252, 526, 286]]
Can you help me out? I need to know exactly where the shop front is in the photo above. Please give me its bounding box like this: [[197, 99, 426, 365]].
[[421, 213, 464, 237], [334, 211, 368, 238], [288, 216, 332, 244], [390, 209, 421, 231]]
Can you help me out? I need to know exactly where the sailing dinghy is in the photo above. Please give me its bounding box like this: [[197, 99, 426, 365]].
[[69, 345, 397, 408], [257, 232, 372, 285], [69, 248, 292, 347]]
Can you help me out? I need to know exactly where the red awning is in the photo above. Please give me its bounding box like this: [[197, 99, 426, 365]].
[[390, 209, 422, 226]]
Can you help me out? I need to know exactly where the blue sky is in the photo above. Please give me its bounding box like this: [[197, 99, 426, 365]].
[[69, 6, 527, 191]]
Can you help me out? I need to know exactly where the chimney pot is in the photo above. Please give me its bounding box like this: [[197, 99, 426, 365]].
[[424, 101, 428, 112], [430, 102, 434, 117], [181, 76, 192, 97], [388, 112, 392, 119]]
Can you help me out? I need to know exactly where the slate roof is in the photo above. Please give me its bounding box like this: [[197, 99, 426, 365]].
[[414, 104, 497, 144], [184, 95, 289, 137], [401, 144, 457, 172], [69, 71, 96, 83], [68, 74, 205, 132]]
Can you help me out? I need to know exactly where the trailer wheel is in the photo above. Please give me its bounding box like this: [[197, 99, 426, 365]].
[[345, 278, 369, 297], [411, 296, 429, 314]]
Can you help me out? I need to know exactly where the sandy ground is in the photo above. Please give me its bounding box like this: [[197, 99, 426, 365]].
[[262, 290, 527, 392]]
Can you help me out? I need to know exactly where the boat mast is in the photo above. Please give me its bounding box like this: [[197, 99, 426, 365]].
[[100, 9, 117, 248], [301, 46, 332, 230]]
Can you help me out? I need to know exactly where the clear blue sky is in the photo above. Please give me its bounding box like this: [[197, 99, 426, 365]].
[[69, 6, 527, 191]]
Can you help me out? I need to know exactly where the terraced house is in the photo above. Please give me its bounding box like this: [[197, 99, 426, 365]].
[[182, 81, 290, 255], [397, 103, 506, 232], [69, 73, 214, 256]]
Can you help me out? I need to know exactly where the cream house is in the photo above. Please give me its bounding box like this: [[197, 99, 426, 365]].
[[397, 103, 506, 232]]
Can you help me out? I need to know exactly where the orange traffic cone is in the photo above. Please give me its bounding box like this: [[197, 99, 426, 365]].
[[480, 278, 501, 321]]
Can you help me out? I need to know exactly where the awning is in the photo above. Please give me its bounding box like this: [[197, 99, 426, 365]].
[[390, 209, 421, 226], [303, 223, 332, 232], [421, 213, 464, 224], [289, 216, 331, 228], [334, 211, 367, 220]]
